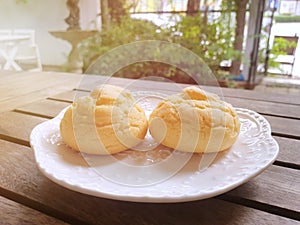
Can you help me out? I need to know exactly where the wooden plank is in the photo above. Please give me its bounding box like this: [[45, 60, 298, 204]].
[[216, 87, 300, 106], [0, 71, 82, 112], [265, 115, 300, 139], [14, 99, 70, 119], [0, 111, 47, 146], [0, 71, 44, 87], [0, 72, 68, 96], [226, 165, 300, 213], [48, 90, 77, 102], [76, 75, 300, 105], [0, 71, 81, 92], [0, 70, 20, 77], [224, 97, 300, 119], [0, 196, 69, 225], [48, 90, 300, 120], [76, 75, 201, 93], [0, 140, 297, 225], [2, 72, 299, 111], [51, 76, 300, 120], [274, 136, 300, 167], [48, 90, 89, 103]]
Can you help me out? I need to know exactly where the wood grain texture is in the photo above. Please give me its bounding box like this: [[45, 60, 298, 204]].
[[214, 87, 300, 106], [0, 140, 298, 225], [14, 99, 70, 119], [0, 111, 47, 145], [37, 75, 300, 142], [0, 70, 19, 77], [227, 165, 300, 213], [75, 74, 300, 105], [2, 72, 299, 108], [0, 71, 82, 113], [48, 88, 300, 121], [224, 96, 300, 119], [0, 110, 297, 213], [1, 71, 300, 224], [265, 115, 300, 139], [274, 136, 300, 166], [48, 90, 77, 102], [0, 196, 69, 225], [1, 98, 299, 167]]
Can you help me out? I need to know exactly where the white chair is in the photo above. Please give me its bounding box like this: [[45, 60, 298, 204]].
[[12, 29, 35, 45], [14, 43, 42, 71], [11, 29, 42, 71], [0, 30, 12, 69], [0, 29, 12, 36]]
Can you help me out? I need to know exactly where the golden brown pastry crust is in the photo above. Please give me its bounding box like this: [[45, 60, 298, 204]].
[[60, 85, 148, 155], [149, 86, 240, 153]]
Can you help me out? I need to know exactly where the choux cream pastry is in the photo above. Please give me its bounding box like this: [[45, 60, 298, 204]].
[[60, 84, 148, 155], [149, 86, 240, 153]]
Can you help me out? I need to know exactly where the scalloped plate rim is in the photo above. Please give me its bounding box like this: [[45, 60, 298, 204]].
[[30, 107, 279, 203]]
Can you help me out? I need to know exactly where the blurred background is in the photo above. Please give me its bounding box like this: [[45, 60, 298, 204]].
[[0, 0, 299, 91]]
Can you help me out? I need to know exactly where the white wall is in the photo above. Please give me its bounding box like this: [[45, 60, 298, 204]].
[[0, 0, 100, 66]]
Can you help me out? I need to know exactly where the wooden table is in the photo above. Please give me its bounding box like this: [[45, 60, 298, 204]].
[[0, 70, 299, 225]]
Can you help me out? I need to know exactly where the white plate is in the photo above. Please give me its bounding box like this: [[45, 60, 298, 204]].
[[30, 93, 279, 203]]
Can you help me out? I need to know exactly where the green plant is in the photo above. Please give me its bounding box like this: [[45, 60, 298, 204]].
[[16, 0, 28, 4], [269, 37, 297, 68], [275, 15, 300, 23], [257, 33, 298, 75], [161, 12, 238, 83], [271, 37, 297, 54], [80, 9, 237, 84], [80, 16, 169, 71]]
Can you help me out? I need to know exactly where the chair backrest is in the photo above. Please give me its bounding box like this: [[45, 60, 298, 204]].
[[274, 35, 299, 56], [14, 44, 42, 72], [12, 29, 36, 45], [0, 29, 13, 36]]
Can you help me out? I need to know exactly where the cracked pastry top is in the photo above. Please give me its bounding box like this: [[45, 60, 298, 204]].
[[60, 84, 148, 155], [149, 86, 240, 153]]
